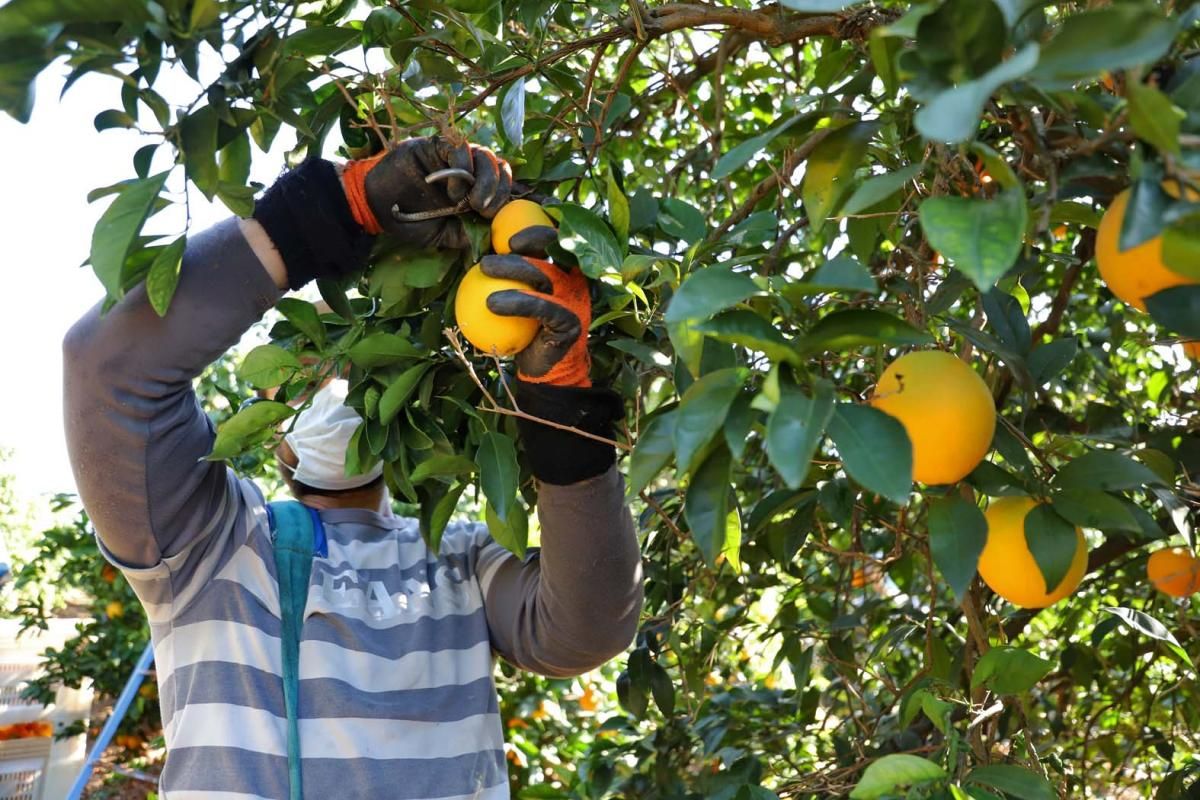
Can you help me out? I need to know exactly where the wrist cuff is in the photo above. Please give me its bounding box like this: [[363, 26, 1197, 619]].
[[514, 379, 623, 485], [252, 158, 375, 290]]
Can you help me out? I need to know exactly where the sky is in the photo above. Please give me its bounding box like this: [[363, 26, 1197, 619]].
[[0, 64, 286, 500]]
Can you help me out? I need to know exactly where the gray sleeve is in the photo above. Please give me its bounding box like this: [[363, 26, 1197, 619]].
[[62, 218, 282, 570], [481, 466, 644, 677]]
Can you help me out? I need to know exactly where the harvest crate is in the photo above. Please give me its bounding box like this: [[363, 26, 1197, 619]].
[[0, 619, 93, 800]]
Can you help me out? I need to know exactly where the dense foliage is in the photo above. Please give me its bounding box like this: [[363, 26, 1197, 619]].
[[4, 0, 1200, 797]]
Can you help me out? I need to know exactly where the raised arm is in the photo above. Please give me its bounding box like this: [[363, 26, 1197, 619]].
[[63, 217, 286, 568], [476, 250, 645, 676], [64, 139, 507, 569]]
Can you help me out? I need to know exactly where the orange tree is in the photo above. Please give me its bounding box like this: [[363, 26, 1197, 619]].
[[4, 0, 1200, 797]]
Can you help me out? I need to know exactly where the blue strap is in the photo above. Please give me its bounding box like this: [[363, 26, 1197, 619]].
[[268, 501, 324, 800]]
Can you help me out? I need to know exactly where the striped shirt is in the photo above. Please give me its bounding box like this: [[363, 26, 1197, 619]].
[[65, 218, 644, 799]]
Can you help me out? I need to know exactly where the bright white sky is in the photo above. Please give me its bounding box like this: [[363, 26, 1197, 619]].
[[0, 64, 288, 499]]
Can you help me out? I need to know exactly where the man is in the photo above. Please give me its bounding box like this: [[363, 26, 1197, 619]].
[[63, 137, 644, 799]]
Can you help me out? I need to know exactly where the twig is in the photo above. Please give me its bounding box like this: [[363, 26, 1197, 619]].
[[444, 328, 632, 451]]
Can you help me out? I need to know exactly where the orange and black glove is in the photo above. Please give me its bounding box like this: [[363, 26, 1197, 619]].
[[252, 137, 511, 290], [342, 136, 512, 249], [479, 235, 623, 484]]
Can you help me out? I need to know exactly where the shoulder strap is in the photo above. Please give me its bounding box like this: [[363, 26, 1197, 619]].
[[267, 500, 325, 800]]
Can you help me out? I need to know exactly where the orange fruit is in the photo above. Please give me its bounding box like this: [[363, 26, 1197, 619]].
[[869, 351, 996, 485], [491, 199, 554, 255], [1147, 547, 1200, 597], [1095, 188, 1200, 311], [106, 600, 125, 619], [454, 264, 539, 356], [1182, 341, 1200, 361], [978, 496, 1088, 608]]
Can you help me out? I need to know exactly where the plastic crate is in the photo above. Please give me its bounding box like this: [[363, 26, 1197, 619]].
[[0, 620, 92, 800]]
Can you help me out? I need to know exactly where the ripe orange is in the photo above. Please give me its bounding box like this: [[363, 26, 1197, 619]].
[[1095, 188, 1200, 311], [869, 351, 996, 485], [106, 600, 125, 619], [978, 496, 1088, 608], [1182, 341, 1200, 361], [454, 264, 540, 356], [1147, 547, 1200, 597], [491, 199, 554, 255]]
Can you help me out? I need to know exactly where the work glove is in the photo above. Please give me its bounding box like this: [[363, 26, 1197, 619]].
[[478, 219, 624, 484], [342, 137, 512, 250], [477, 250, 592, 388]]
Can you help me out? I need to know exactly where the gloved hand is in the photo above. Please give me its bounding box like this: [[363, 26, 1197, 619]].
[[477, 249, 592, 388], [342, 137, 512, 250]]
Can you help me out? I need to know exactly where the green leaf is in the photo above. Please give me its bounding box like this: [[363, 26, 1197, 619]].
[[409, 454, 478, 484], [802, 121, 876, 231], [916, 45, 1039, 143], [674, 368, 747, 475], [180, 106, 219, 199], [379, 363, 432, 425], [1103, 606, 1194, 669], [712, 111, 810, 181], [665, 265, 760, 325], [93, 108, 134, 131], [1128, 82, 1183, 156], [218, 130, 252, 186], [840, 163, 923, 217], [928, 494, 987, 602], [1053, 450, 1164, 491], [919, 188, 1027, 290], [967, 765, 1056, 800], [1024, 504, 1078, 594], [89, 172, 169, 298], [795, 309, 933, 355], [145, 236, 186, 317], [425, 482, 467, 554], [283, 25, 361, 56], [188, 0, 220, 30], [649, 661, 675, 717], [207, 401, 293, 461], [1145, 285, 1200, 339], [478, 432, 519, 522], [628, 411, 677, 496], [684, 444, 737, 567], [694, 311, 799, 365], [658, 198, 707, 243], [827, 404, 912, 504], [766, 380, 834, 489], [607, 169, 630, 245], [557, 204, 622, 278], [347, 333, 423, 368], [486, 497, 528, 559], [238, 345, 301, 389], [1050, 489, 1140, 533], [1162, 213, 1200, 280], [971, 646, 1053, 694], [784, 256, 879, 296], [317, 279, 356, 322], [276, 298, 327, 350], [1027, 338, 1077, 386], [849, 754, 947, 800], [0, 0, 150, 30], [1031, 6, 1175, 82]]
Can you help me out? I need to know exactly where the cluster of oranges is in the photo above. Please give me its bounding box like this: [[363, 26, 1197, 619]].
[[455, 200, 555, 356], [0, 721, 53, 740], [856, 181, 1200, 609]]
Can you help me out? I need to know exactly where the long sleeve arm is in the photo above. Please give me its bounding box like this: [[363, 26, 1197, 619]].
[[63, 218, 282, 568], [481, 466, 643, 677]]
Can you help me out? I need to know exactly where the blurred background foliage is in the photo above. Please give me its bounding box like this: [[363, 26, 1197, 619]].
[[2, 0, 1200, 797]]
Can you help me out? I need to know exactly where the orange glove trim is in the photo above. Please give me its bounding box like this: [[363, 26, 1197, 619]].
[[341, 152, 386, 235]]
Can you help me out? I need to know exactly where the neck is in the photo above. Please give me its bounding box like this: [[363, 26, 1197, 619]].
[[294, 487, 387, 511]]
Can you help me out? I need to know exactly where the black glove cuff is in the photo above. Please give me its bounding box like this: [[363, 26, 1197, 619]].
[[514, 379, 623, 486], [252, 158, 375, 290]]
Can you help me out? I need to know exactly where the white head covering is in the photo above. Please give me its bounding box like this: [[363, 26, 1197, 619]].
[[283, 379, 384, 491]]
